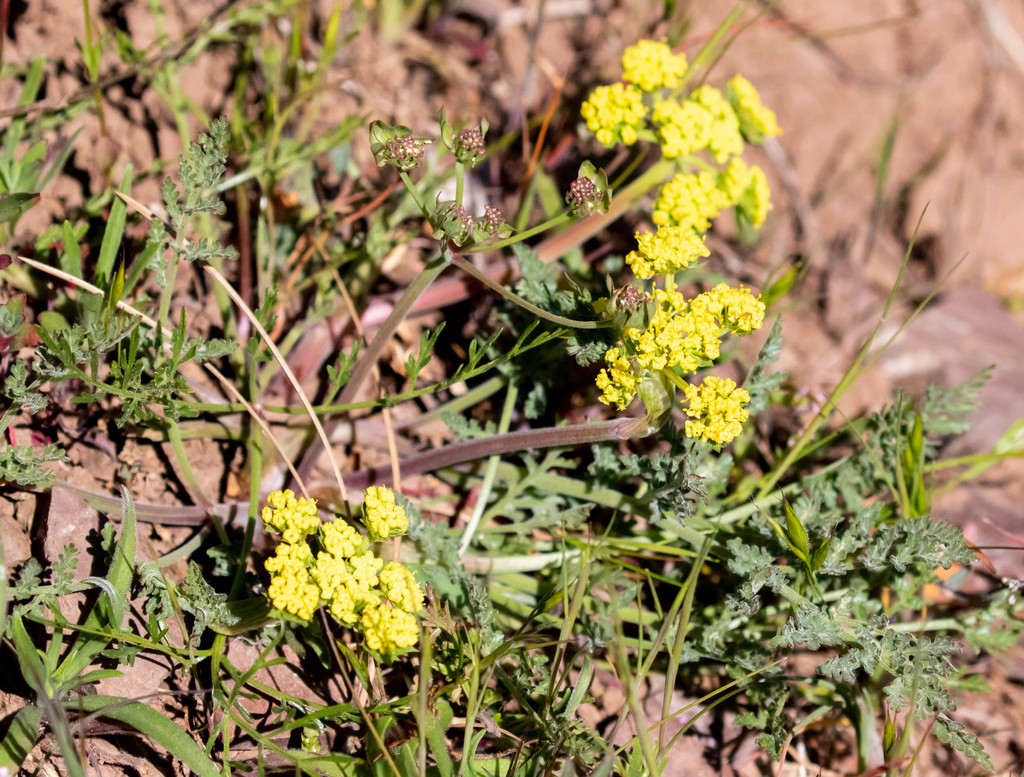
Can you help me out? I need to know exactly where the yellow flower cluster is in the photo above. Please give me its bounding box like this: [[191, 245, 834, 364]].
[[726, 75, 781, 144], [594, 284, 765, 441], [626, 225, 710, 280], [652, 171, 728, 232], [652, 100, 711, 159], [580, 83, 648, 147], [689, 86, 744, 163], [681, 376, 751, 445], [579, 40, 781, 445], [595, 346, 640, 410], [621, 40, 687, 92], [362, 485, 409, 539], [261, 487, 424, 655]]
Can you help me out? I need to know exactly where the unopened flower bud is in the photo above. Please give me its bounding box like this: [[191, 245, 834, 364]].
[[455, 127, 487, 165], [566, 161, 611, 217]]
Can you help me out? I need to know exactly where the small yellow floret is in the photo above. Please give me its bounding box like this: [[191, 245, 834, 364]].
[[651, 100, 712, 159], [262, 489, 321, 545], [361, 601, 420, 654], [682, 376, 751, 445], [595, 347, 639, 409], [580, 83, 648, 148], [621, 40, 687, 92], [379, 562, 425, 613], [362, 486, 408, 539], [726, 75, 781, 144], [626, 225, 710, 280], [690, 86, 743, 163]]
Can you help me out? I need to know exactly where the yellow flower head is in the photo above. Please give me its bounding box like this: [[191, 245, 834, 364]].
[[726, 75, 781, 144], [716, 157, 752, 206], [310, 551, 349, 601], [626, 288, 721, 375], [349, 549, 385, 589], [595, 346, 639, 410], [379, 561, 425, 614], [651, 99, 712, 159], [690, 85, 743, 163], [362, 486, 408, 540], [267, 560, 321, 620], [626, 225, 710, 280], [321, 519, 364, 559], [652, 171, 729, 232], [361, 601, 420, 654], [682, 376, 751, 445], [327, 575, 377, 625], [621, 40, 687, 92], [692, 283, 766, 336], [264, 541, 314, 574], [580, 83, 648, 147], [262, 489, 321, 545]]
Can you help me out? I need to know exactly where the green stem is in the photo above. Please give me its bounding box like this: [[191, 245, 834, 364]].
[[157, 210, 193, 335], [448, 253, 607, 330], [399, 170, 430, 219], [231, 385, 262, 602], [454, 160, 465, 207], [458, 380, 517, 555], [464, 211, 571, 254]]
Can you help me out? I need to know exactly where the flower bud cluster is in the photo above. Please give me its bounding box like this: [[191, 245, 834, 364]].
[[262, 487, 424, 656]]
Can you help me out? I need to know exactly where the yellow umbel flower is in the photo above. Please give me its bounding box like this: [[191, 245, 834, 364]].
[[726, 75, 781, 144], [626, 225, 710, 280], [264, 541, 314, 573], [361, 601, 420, 654], [716, 157, 753, 205], [362, 486, 408, 539], [262, 489, 321, 545], [327, 574, 377, 625], [626, 288, 721, 374], [310, 551, 348, 601], [651, 99, 712, 159], [682, 376, 751, 445], [621, 40, 687, 92], [696, 283, 766, 335], [652, 171, 728, 232], [738, 164, 772, 229], [580, 83, 648, 147], [690, 85, 743, 163], [595, 347, 640, 409], [349, 550, 385, 588], [321, 519, 364, 559], [379, 562, 425, 613], [267, 559, 321, 620]]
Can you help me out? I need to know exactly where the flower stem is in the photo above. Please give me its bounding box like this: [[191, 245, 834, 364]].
[[458, 380, 518, 556], [448, 253, 608, 330], [340, 414, 657, 493], [399, 170, 431, 219], [463, 212, 571, 254]]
